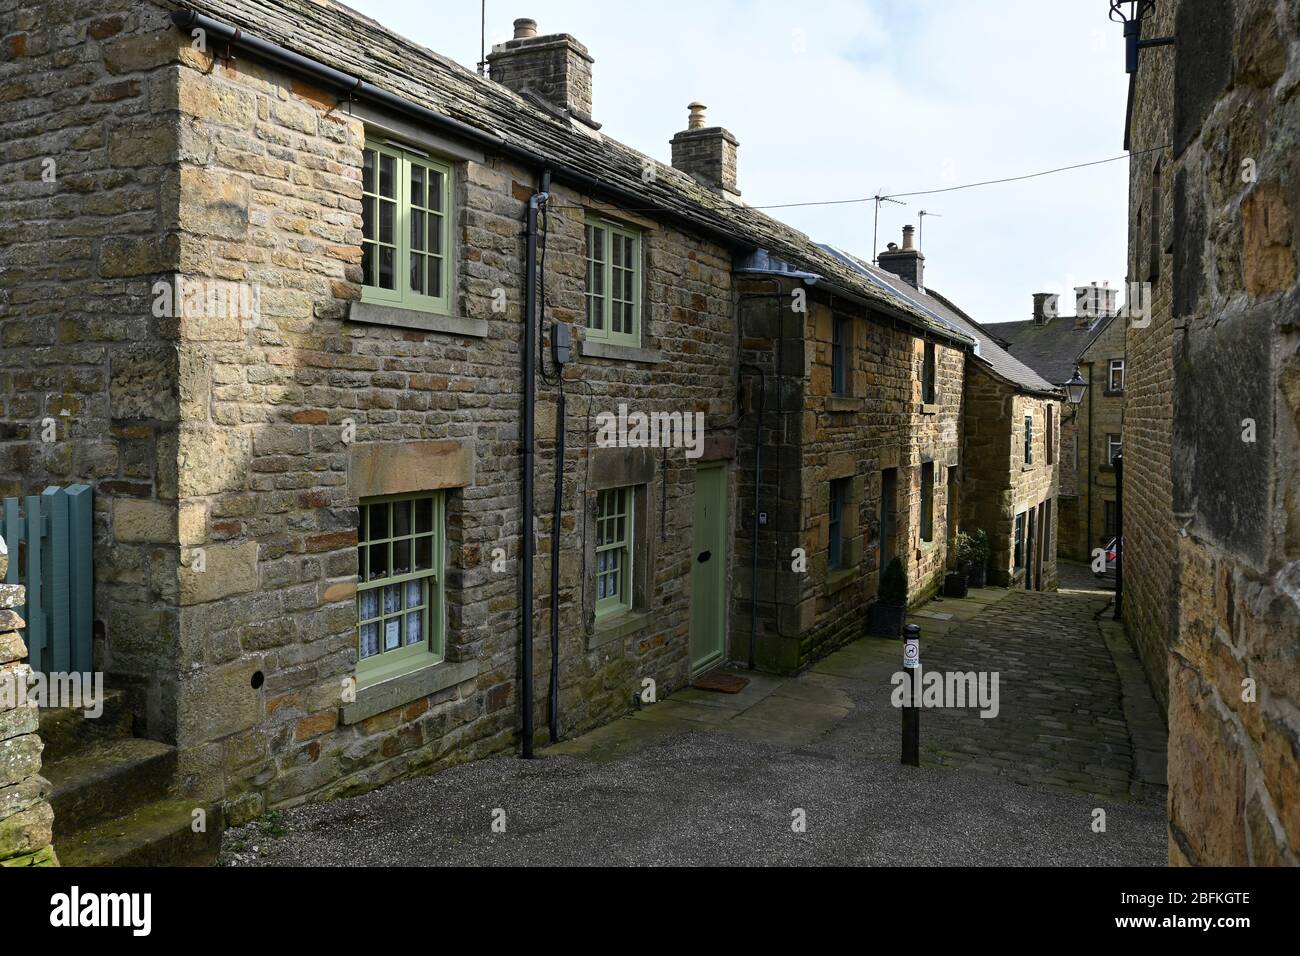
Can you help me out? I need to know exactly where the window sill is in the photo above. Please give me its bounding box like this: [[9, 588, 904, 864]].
[[349, 301, 490, 338], [579, 340, 664, 364], [826, 397, 864, 414], [340, 659, 480, 725], [1021, 464, 1037, 472], [1104, 390, 1125, 398], [825, 567, 859, 595], [920, 404, 939, 416], [588, 609, 651, 650]]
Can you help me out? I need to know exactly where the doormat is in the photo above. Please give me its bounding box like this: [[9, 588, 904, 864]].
[[694, 672, 750, 694]]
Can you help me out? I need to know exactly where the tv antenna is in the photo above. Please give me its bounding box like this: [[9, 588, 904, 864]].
[[872, 191, 907, 266], [918, 209, 942, 250], [477, 0, 487, 77]]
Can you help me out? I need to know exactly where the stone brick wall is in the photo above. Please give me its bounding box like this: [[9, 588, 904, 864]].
[[0, 542, 58, 867], [1129, 0, 1300, 865], [961, 364, 1059, 589], [1058, 319, 1127, 562], [736, 277, 965, 671], [0, 2, 197, 738], [1123, 0, 1178, 714], [142, 27, 740, 818]]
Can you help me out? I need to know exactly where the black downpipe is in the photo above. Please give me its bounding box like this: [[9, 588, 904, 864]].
[[549, 388, 565, 743], [740, 365, 766, 671], [522, 171, 551, 759]]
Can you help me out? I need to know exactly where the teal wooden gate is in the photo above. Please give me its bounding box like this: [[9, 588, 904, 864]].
[[1, 485, 93, 674]]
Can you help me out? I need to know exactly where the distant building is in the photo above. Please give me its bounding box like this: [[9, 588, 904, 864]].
[[993, 287, 1125, 563]]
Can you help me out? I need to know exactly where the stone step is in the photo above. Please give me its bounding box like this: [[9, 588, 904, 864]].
[[37, 689, 133, 763], [56, 798, 224, 868], [45, 737, 177, 840]]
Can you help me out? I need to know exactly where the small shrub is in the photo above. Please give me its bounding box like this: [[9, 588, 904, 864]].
[[878, 557, 908, 606]]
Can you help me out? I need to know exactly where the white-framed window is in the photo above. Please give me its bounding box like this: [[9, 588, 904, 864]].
[[596, 487, 633, 618], [1109, 359, 1126, 392], [1107, 434, 1123, 466], [356, 493, 445, 688], [585, 215, 642, 348], [361, 138, 454, 315]]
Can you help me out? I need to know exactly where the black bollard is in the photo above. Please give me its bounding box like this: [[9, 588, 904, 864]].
[[902, 624, 920, 766]]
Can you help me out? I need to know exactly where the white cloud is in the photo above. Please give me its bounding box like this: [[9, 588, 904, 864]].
[[345, 0, 1132, 324]]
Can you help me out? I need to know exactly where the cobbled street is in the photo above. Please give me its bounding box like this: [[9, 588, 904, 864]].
[[222, 565, 1167, 867]]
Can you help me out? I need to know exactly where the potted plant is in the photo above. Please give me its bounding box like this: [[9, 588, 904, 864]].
[[956, 529, 990, 588], [869, 557, 908, 638]]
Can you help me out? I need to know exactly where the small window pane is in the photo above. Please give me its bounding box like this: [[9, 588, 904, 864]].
[[415, 536, 433, 572], [379, 153, 395, 198], [410, 164, 425, 207], [379, 247, 395, 290], [359, 589, 379, 621], [429, 170, 444, 212], [360, 623, 380, 659], [414, 498, 433, 533], [406, 612, 423, 647], [368, 544, 389, 581], [362, 196, 375, 243], [379, 200, 395, 246], [362, 149, 375, 193], [392, 538, 410, 576], [411, 209, 426, 252], [384, 617, 402, 651]]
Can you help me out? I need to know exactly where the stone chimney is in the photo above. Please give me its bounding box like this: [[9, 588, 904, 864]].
[[670, 103, 741, 201], [487, 18, 596, 126], [1074, 282, 1119, 328], [877, 225, 925, 291], [1032, 292, 1059, 325]]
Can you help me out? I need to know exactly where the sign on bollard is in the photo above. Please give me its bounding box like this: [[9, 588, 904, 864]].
[[902, 624, 920, 767]]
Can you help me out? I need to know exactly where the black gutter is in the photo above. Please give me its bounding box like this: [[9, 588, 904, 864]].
[[522, 171, 551, 759], [739, 364, 765, 671], [169, 9, 755, 258], [548, 386, 564, 743]]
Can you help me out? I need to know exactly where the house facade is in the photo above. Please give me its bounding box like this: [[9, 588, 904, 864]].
[[1123, 0, 1300, 865], [0, 0, 1005, 857], [994, 289, 1125, 563]]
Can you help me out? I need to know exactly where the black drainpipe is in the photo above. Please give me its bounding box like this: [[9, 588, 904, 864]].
[[739, 364, 765, 670], [549, 385, 565, 743], [522, 171, 551, 759]]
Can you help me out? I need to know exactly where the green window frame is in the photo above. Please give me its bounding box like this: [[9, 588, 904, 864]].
[[585, 215, 642, 348], [361, 138, 453, 315], [356, 492, 445, 689], [595, 487, 633, 618]]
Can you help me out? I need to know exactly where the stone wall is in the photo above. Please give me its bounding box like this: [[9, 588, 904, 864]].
[[961, 363, 1059, 589], [0, 2, 194, 739], [1058, 319, 1127, 562], [0, 542, 58, 867], [150, 28, 738, 819], [1123, 0, 1178, 713], [1129, 0, 1300, 865], [736, 276, 965, 672]]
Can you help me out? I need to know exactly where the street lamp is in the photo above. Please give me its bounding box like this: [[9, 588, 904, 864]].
[[1065, 366, 1089, 408]]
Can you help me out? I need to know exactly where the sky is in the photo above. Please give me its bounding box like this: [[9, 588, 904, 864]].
[[344, 0, 1133, 325]]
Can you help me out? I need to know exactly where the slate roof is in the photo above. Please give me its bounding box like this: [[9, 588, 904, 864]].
[[817, 246, 1060, 398], [989, 315, 1118, 386], [164, 0, 973, 348]]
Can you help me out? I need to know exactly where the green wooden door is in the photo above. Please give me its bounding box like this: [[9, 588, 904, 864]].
[[690, 465, 728, 676]]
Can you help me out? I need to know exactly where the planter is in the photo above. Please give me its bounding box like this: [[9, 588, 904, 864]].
[[943, 572, 969, 599], [868, 601, 907, 638], [965, 563, 987, 589]]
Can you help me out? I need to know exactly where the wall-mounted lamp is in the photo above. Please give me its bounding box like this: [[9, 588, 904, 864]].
[[1065, 366, 1089, 408]]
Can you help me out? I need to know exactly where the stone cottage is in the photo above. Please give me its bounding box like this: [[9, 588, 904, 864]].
[[0, 0, 993, 861], [995, 287, 1125, 564], [1122, 0, 1299, 865], [827, 231, 1063, 592]]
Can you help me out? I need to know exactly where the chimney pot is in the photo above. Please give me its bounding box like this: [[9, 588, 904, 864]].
[[877, 226, 925, 291], [513, 18, 538, 39], [671, 103, 741, 199]]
